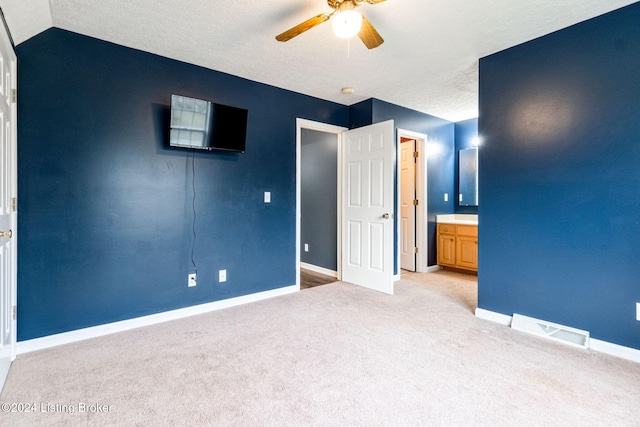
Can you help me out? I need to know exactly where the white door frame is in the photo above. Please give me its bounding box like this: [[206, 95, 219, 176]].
[[396, 129, 428, 273], [296, 119, 347, 288]]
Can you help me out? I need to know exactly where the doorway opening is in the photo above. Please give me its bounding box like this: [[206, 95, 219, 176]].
[[400, 137, 417, 271], [296, 119, 396, 294], [296, 119, 346, 289], [396, 130, 428, 273]]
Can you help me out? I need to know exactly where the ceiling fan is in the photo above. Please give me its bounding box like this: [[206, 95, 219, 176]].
[[276, 0, 386, 49]]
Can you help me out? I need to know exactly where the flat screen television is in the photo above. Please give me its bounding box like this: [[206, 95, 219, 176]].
[[169, 94, 248, 153]]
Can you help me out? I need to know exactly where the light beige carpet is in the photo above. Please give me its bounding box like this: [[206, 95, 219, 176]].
[[1, 270, 639, 426]]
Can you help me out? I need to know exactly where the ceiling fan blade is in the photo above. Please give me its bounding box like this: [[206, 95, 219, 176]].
[[276, 13, 333, 42], [358, 15, 384, 49]]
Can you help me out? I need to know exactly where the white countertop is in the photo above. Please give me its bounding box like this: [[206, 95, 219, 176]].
[[436, 214, 478, 225]]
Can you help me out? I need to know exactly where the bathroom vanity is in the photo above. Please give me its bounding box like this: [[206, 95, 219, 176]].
[[436, 214, 478, 272]]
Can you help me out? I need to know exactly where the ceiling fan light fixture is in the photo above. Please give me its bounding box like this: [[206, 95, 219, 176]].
[[332, 10, 363, 38]]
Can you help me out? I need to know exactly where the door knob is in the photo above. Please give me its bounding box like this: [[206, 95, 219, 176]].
[[382, 213, 391, 219], [0, 229, 11, 239]]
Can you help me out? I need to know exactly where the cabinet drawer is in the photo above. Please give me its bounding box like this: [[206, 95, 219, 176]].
[[437, 224, 456, 235], [457, 225, 478, 237]]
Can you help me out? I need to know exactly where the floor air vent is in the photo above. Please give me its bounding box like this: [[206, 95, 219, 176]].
[[511, 313, 590, 349]]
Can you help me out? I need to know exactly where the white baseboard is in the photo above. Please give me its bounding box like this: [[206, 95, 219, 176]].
[[300, 262, 338, 278], [475, 308, 513, 326], [17, 285, 299, 355], [475, 308, 640, 363], [590, 338, 640, 363], [398, 265, 440, 277]]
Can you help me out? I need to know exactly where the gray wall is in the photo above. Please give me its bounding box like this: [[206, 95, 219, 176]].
[[301, 129, 338, 271]]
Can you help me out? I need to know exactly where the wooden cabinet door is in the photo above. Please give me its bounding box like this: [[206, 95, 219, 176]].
[[456, 236, 478, 270], [437, 234, 456, 266]]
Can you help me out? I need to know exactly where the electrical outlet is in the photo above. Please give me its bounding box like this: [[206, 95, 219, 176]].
[[188, 273, 197, 287], [219, 269, 227, 283], [444, 193, 448, 202], [264, 192, 271, 203], [636, 302, 640, 321], [304, 243, 309, 252]]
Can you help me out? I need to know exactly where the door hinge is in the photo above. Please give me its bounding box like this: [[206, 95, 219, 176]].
[[13, 306, 17, 320], [11, 88, 16, 103], [414, 247, 419, 253], [11, 197, 17, 212], [413, 151, 419, 158], [413, 199, 419, 206]]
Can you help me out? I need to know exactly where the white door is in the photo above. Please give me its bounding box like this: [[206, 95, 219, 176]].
[[400, 140, 416, 271], [342, 120, 394, 294], [0, 20, 17, 392]]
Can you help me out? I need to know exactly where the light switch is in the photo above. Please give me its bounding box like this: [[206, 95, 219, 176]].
[[264, 192, 271, 203]]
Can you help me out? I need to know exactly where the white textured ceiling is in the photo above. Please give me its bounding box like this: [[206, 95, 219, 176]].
[[1, 0, 637, 121]]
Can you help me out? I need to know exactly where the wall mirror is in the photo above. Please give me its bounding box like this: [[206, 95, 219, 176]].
[[459, 147, 478, 206]]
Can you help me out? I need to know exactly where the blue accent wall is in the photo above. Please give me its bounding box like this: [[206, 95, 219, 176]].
[[349, 99, 374, 129], [454, 118, 478, 214], [16, 28, 349, 340], [370, 99, 455, 267], [478, 3, 640, 349]]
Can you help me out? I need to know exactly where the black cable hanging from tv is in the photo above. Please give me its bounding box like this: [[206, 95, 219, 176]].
[[191, 149, 197, 276]]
